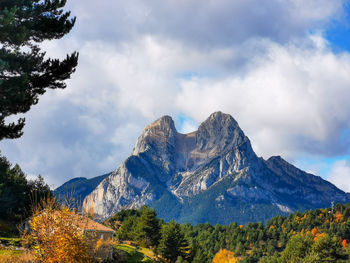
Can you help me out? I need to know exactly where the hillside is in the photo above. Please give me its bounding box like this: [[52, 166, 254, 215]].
[[106, 203, 350, 263], [54, 173, 110, 206]]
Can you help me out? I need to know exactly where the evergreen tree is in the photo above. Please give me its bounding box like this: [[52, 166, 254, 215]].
[[192, 249, 208, 263], [0, 0, 78, 140], [136, 206, 161, 247], [0, 154, 29, 219], [280, 233, 313, 262], [157, 220, 190, 263], [311, 233, 348, 262], [0, 153, 51, 221], [27, 174, 52, 206], [175, 256, 189, 263]]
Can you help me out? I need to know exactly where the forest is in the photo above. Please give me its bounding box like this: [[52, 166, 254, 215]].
[[104, 203, 350, 262]]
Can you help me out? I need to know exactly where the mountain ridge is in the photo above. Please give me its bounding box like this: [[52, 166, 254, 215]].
[[54, 173, 111, 205], [79, 112, 349, 224]]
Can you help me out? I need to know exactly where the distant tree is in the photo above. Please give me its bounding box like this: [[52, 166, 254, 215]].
[[311, 233, 348, 261], [280, 233, 313, 262], [280, 232, 348, 262], [175, 256, 189, 263], [117, 215, 138, 241], [0, 0, 78, 140], [28, 174, 52, 206], [157, 220, 190, 263], [192, 248, 208, 263], [235, 242, 245, 256], [135, 206, 161, 247], [258, 254, 279, 263], [344, 207, 350, 221]]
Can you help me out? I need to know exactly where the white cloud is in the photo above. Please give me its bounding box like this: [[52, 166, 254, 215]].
[[1, 0, 350, 186], [328, 160, 350, 192], [176, 36, 350, 159], [65, 0, 345, 48], [3, 32, 350, 186]]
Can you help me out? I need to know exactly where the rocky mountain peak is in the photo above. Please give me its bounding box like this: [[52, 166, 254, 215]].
[[144, 115, 176, 135], [82, 112, 350, 225], [199, 111, 238, 131], [196, 111, 247, 153], [133, 115, 177, 156]]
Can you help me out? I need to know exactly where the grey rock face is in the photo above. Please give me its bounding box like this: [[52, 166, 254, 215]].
[[83, 112, 350, 224], [83, 162, 154, 219]]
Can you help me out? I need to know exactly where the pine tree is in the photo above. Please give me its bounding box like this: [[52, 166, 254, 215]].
[[136, 206, 161, 247], [157, 220, 190, 263], [311, 233, 348, 261], [0, 0, 78, 140], [280, 233, 313, 262], [175, 256, 189, 263], [0, 152, 51, 221], [0, 154, 29, 220]]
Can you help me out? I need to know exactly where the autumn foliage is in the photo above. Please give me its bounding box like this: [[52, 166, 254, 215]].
[[343, 239, 347, 248], [23, 198, 92, 263], [212, 249, 238, 263], [334, 211, 344, 223], [311, 227, 319, 236]]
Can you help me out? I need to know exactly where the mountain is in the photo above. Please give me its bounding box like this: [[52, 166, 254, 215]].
[[54, 173, 110, 205], [82, 112, 349, 224]]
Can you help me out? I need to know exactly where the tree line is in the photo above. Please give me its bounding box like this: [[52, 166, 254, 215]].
[[0, 153, 51, 228], [106, 203, 350, 262]]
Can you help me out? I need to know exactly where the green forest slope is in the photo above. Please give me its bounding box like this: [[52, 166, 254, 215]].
[[105, 203, 350, 263]]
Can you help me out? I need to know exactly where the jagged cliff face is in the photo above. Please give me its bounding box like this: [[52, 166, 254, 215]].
[[83, 112, 349, 224]]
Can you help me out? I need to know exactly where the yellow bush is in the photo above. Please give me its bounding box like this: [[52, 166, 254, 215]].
[[23, 199, 92, 263], [212, 249, 239, 263]]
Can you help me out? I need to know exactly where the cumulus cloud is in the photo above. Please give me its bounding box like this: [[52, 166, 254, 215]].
[[176, 36, 350, 158], [1, 0, 350, 186], [328, 160, 350, 192], [66, 0, 345, 47]]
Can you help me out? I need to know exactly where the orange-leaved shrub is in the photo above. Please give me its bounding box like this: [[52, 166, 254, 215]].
[[212, 249, 239, 263], [23, 198, 92, 263]]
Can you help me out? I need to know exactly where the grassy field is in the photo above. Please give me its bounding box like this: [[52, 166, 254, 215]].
[[0, 249, 33, 263], [0, 249, 22, 256], [0, 235, 28, 263], [115, 244, 160, 263], [0, 237, 21, 247]]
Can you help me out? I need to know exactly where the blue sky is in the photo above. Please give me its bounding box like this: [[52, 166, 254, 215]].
[[326, 2, 350, 52], [1, 0, 350, 192]]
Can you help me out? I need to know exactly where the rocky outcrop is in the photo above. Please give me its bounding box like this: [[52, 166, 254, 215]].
[[83, 112, 350, 224]]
